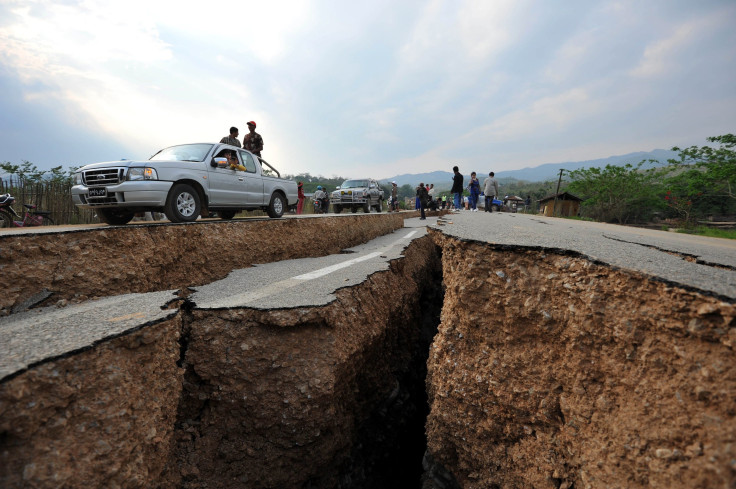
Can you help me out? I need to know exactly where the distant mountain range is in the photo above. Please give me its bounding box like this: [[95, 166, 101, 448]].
[[381, 149, 678, 188]]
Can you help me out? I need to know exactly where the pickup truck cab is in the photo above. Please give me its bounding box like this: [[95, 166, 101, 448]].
[[330, 178, 384, 213], [71, 143, 298, 225]]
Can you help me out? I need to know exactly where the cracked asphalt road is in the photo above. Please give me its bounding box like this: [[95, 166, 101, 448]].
[[3, 212, 734, 381], [432, 211, 736, 299]]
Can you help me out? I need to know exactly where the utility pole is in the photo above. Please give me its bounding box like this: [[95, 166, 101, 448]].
[[553, 169, 564, 216]]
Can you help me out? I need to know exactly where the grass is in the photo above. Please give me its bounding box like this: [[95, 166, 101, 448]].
[[675, 226, 736, 239]]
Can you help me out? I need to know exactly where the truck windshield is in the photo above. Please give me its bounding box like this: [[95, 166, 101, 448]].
[[149, 144, 214, 162], [341, 180, 370, 188]]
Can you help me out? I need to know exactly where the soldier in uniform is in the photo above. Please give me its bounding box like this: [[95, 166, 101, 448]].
[[243, 121, 264, 156]]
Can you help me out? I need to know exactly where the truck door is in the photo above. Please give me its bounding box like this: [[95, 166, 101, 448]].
[[239, 150, 265, 205], [207, 149, 246, 205]]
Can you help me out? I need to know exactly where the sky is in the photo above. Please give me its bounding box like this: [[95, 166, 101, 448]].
[[1, 0, 735, 180]]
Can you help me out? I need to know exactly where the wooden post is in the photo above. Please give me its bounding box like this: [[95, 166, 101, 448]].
[[553, 169, 564, 216]]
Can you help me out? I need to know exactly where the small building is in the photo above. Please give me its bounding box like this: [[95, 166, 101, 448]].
[[538, 192, 582, 217], [504, 195, 525, 213]]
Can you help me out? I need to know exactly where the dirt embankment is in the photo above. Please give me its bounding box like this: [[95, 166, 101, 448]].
[[0, 214, 404, 315], [425, 230, 736, 489], [0, 232, 442, 488]]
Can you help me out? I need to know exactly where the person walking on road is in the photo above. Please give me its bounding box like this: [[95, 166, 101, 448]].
[[220, 127, 241, 148], [451, 165, 463, 211], [483, 172, 499, 212], [468, 172, 480, 211], [243, 121, 264, 156]]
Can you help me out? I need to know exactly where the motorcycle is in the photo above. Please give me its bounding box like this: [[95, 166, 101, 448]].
[[313, 197, 329, 214], [0, 193, 55, 228]]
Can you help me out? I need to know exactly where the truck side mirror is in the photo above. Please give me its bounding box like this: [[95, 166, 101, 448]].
[[212, 157, 228, 168]]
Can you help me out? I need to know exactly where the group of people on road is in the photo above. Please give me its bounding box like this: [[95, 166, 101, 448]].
[[449, 166, 500, 212]]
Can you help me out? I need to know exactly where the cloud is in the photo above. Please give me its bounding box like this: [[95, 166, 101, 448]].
[[629, 22, 697, 78], [629, 6, 734, 78], [466, 87, 599, 143]]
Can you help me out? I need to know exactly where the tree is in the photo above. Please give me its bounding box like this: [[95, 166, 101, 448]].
[[669, 134, 736, 201], [567, 161, 662, 224], [0, 161, 46, 182]]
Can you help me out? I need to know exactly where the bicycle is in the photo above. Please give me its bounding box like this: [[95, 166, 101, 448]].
[[0, 193, 55, 228]]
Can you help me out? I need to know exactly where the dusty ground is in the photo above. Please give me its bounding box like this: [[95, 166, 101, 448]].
[[0, 223, 441, 488], [5, 211, 732, 488], [426, 230, 736, 489], [0, 317, 183, 488], [0, 214, 404, 315], [163, 235, 441, 488]]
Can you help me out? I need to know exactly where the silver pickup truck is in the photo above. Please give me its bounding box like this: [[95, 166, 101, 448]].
[[330, 178, 385, 213], [71, 143, 298, 225]]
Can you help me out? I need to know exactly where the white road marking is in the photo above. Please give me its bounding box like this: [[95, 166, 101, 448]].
[[200, 228, 422, 307], [296, 229, 419, 281], [294, 252, 383, 280]]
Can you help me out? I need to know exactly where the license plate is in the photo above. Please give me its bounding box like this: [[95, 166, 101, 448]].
[[88, 187, 107, 197]]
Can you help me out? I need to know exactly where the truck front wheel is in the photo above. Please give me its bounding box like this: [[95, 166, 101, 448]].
[[267, 192, 285, 218], [165, 183, 201, 223], [97, 209, 135, 225], [375, 199, 382, 212], [363, 202, 370, 213], [333, 205, 343, 214]]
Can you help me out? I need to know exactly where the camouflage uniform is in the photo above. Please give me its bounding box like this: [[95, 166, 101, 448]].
[[219, 136, 241, 148], [243, 132, 264, 156]]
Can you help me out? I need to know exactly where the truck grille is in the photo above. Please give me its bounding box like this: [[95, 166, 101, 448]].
[[81, 194, 121, 206], [83, 168, 125, 186]]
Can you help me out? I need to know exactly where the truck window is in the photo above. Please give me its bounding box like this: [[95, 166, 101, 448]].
[[240, 151, 257, 173]]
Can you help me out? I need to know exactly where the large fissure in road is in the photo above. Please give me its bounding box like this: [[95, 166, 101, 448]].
[[1, 217, 734, 488], [424, 230, 735, 489], [159, 238, 443, 488]]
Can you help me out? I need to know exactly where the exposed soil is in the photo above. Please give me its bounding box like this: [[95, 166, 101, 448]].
[[0, 214, 405, 315], [1, 213, 734, 489], [425, 230, 735, 489], [0, 223, 441, 489], [0, 317, 183, 488]]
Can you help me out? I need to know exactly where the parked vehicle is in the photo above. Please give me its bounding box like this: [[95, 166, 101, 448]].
[[0, 194, 54, 228], [330, 178, 384, 213], [71, 143, 298, 225], [478, 195, 505, 212]]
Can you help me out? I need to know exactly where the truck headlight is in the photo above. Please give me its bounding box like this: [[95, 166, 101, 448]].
[[73, 172, 83, 185], [127, 167, 158, 181]]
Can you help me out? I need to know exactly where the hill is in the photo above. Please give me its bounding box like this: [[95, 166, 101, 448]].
[[381, 149, 678, 189]]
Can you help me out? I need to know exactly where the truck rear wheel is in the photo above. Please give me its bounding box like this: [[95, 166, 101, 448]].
[[267, 192, 285, 218], [165, 183, 201, 223], [97, 209, 135, 225], [375, 199, 382, 212]]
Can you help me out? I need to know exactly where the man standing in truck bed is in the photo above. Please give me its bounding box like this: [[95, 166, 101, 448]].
[[220, 127, 241, 147], [243, 121, 264, 156]]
